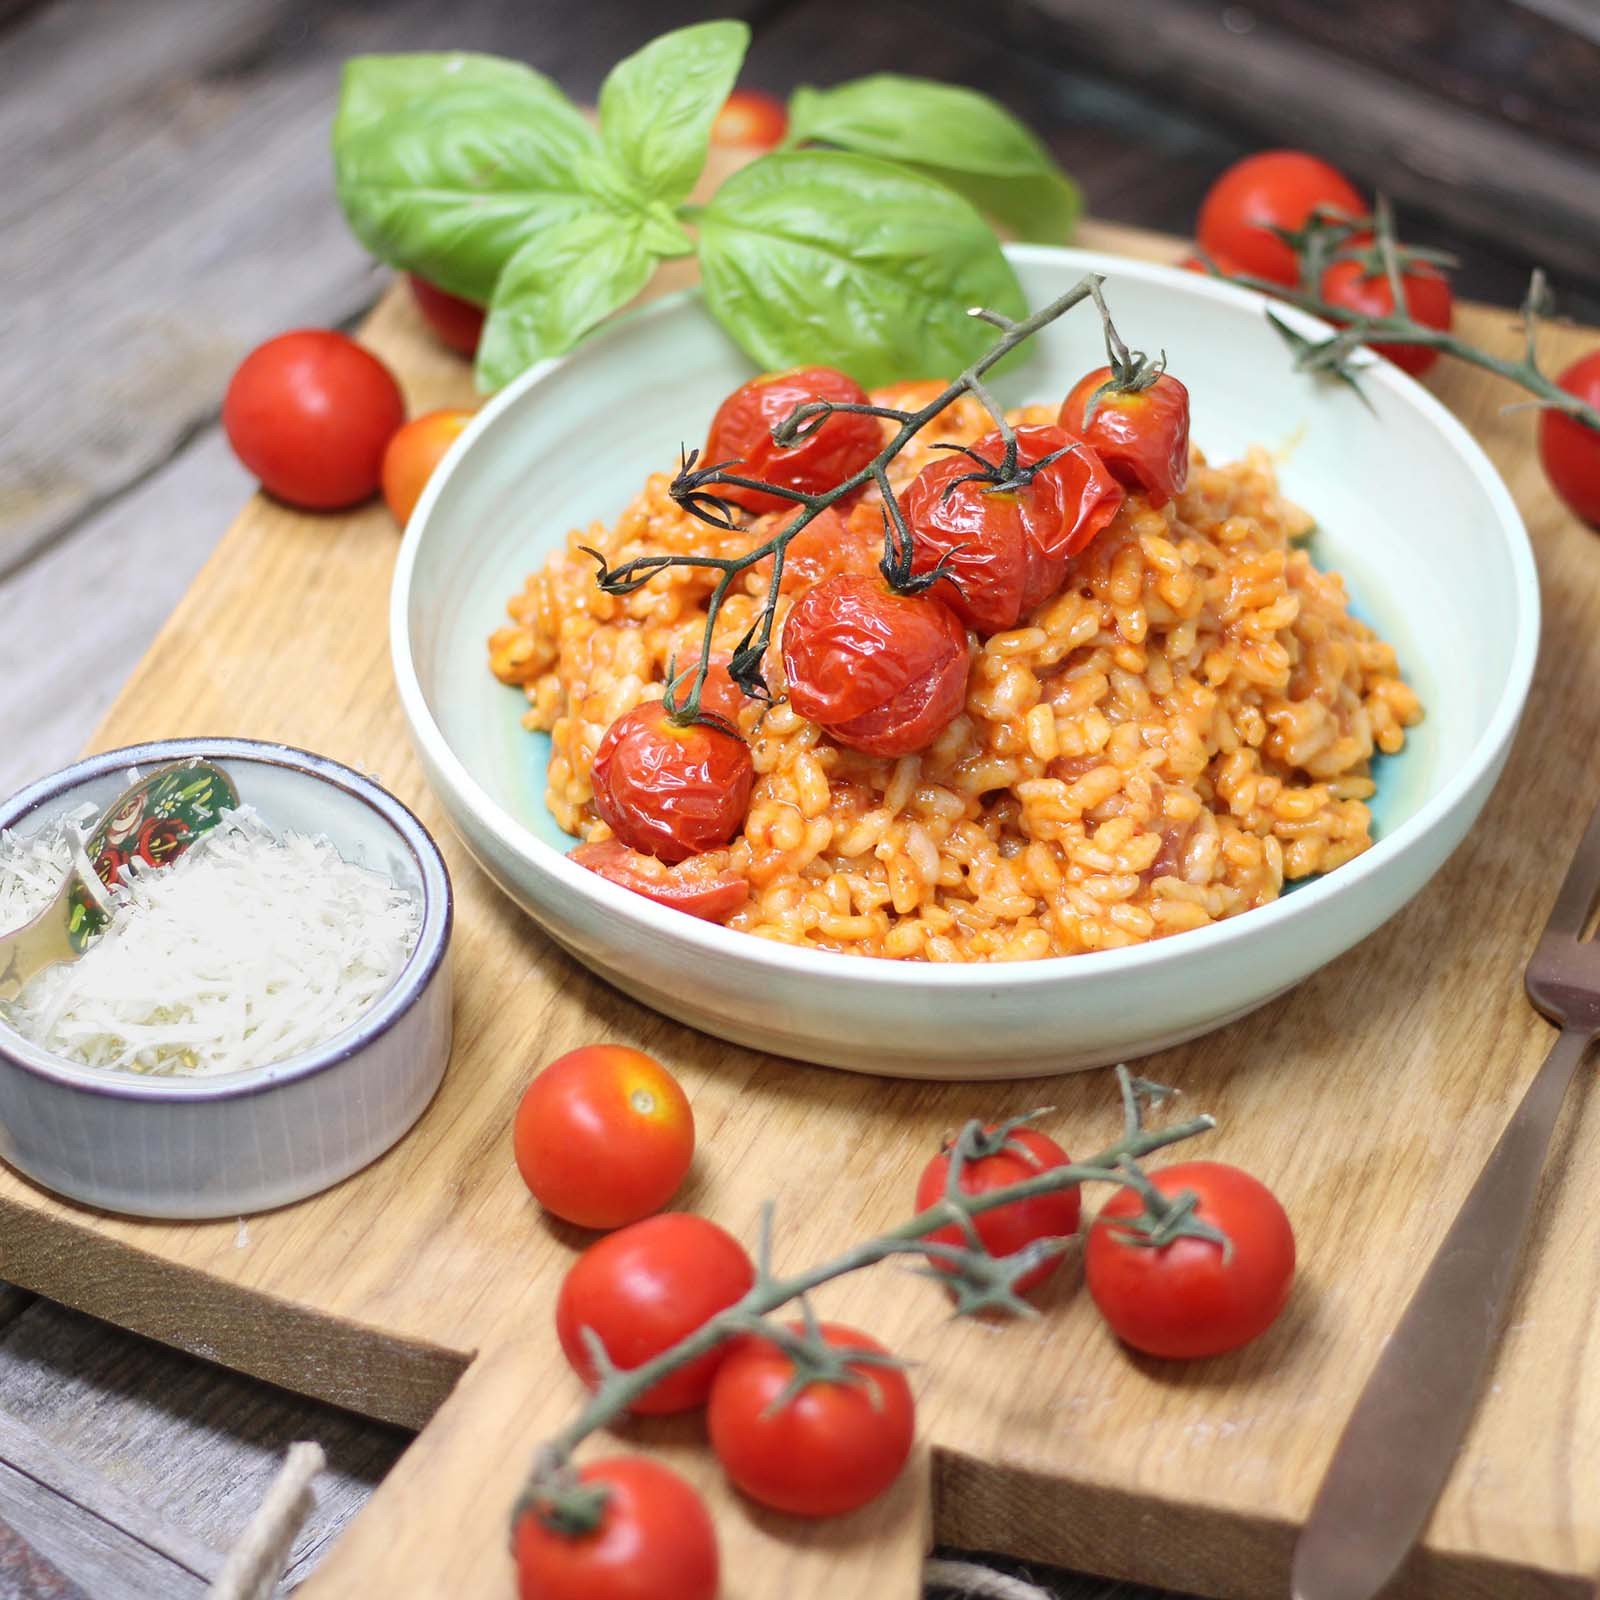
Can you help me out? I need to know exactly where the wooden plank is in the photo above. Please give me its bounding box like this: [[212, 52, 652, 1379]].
[[0, 1518, 85, 1600]]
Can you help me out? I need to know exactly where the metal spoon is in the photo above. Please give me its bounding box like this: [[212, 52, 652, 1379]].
[[0, 760, 239, 1004]]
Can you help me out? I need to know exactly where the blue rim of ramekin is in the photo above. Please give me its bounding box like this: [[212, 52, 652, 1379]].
[[0, 738, 453, 1103]]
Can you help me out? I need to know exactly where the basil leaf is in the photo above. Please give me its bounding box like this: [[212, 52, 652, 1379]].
[[475, 211, 657, 391], [599, 20, 750, 206], [333, 55, 601, 303], [786, 76, 1080, 244], [697, 150, 1027, 389]]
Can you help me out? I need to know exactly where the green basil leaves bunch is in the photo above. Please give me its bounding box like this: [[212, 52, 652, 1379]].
[[333, 22, 1080, 391]]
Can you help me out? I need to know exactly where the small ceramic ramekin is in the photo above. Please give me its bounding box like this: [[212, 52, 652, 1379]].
[[0, 738, 453, 1218]]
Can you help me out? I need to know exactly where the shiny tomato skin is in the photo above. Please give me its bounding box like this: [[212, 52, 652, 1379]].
[[1317, 259, 1452, 377], [381, 408, 473, 525], [706, 367, 882, 514], [781, 573, 969, 756], [569, 841, 749, 923], [557, 1214, 755, 1414], [407, 274, 486, 356], [902, 424, 1124, 632], [1058, 369, 1191, 507], [591, 701, 754, 864], [708, 1322, 915, 1517], [222, 330, 405, 510], [513, 1455, 718, 1600], [514, 1046, 694, 1230], [711, 87, 788, 149], [1539, 350, 1600, 527], [775, 506, 880, 595], [914, 1126, 1080, 1294], [1085, 1161, 1295, 1360], [1196, 151, 1367, 287]]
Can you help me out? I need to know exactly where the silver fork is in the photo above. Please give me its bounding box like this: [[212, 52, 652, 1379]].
[[1292, 798, 1600, 1600]]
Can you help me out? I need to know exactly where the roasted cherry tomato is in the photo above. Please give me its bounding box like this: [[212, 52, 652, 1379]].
[[708, 1322, 915, 1517], [710, 87, 788, 149], [407, 274, 486, 357], [705, 367, 882, 514], [1196, 151, 1367, 287], [223, 330, 405, 510], [1085, 1161, 1295, 1360], [901, 424, 1124, 632], [914, 1124, 1080, 1295], [781, 573, 969, 757], [591, 701, 754, 864], [1539, 349, 1600, 528], [135, 817, 189, 869], [1058, 369, 1191, 507], [514, 1045, 694, 1230], [569, 841, 749, 923], [776, 506, 881, 595], [513, 1455, 718, 1600], [557, 1213, 755, 1414], [1318, 258, 1453, 378], [381, 408, 473, 525]]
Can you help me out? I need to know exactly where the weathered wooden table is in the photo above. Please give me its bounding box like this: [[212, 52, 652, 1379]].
[[3, 2, 1593, 1596]]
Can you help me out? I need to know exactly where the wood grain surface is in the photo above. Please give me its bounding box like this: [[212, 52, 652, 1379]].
[[6, 206, 1600, 1600]]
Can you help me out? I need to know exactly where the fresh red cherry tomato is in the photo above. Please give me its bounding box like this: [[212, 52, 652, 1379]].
[[1539, 350, 1600, 528], [569, 841, 749, 923], [914, 1124, 1080, 1295], [708, 1322, 915, 1517], [781, 573, 969, 756], [1058, 369, 1191, 507], [407, 274, 486, 357], [710, 88, 788, 149], [590, 701, 754, 864], [1084, 1161, 1295, 1360], [223, 330, 405, 510], [381, 408, 473, 525], [1179, 250, 1247, 278], [901, 425, 1124, 632], [1196, 151, 1367, 287], [556, 1214, 755, 1414], [513, 1455, 718, 1600], [514, 1045, 694, 1230], [1317, 259, 1453, 377], [705, 367, 882, 514]]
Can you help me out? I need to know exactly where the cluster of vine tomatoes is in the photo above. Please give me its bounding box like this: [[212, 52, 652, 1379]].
[[509, 1043, 1294, 1600]]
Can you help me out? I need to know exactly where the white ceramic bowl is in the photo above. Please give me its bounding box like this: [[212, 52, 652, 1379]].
[[0, 739, 453, 1216], [393, 245, 1537, 1078]]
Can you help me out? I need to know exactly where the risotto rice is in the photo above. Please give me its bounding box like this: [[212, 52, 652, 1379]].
[[488, 385, 1422, 962]]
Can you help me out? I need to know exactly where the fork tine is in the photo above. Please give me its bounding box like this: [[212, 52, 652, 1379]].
[[1541, 794, 1600, 942]]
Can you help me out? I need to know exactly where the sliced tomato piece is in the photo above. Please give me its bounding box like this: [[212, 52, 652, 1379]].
[[570, 840, 749, 922]]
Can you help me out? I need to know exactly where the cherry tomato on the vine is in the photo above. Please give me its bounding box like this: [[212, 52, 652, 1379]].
[[711, 88, 788, 149], [902, 424, 1124, 632], [513, 1455, 718, 1600], [1084, 1161, 1295, 1360], [556, 1213, 755, 1414], [223, 330, 405, 510], [1537, 350, 1600, 528], [1058, 369, 1191, 507], [708, 1322, 915, 1517], [705, 367, 883, 514], [781, 573, 969, 757], [1179, 250, 1247, 279], [407, 273, 486, 357], [591, 701, 754, 864], [1318, 259, 1453, 378], [381, 408, 473, 525], [1196, 151, 1367, 288], [914, 1125, 1080, 1295], [569, 841, 749, 923], [514, 1045, 694, 1230], [775, 506, 881, 595]]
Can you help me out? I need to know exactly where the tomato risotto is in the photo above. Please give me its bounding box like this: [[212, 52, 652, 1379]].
[[489, 385, 1421, 961]]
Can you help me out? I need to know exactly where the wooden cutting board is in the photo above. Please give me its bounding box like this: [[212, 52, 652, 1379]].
[[2, 217, 1599, 1600]]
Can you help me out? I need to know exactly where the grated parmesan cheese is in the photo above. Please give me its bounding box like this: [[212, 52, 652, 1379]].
[[0, 807, 421, 1077]]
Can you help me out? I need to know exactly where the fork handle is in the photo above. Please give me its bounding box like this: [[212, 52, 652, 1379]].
[[1292, 1026, 1593, 1600]]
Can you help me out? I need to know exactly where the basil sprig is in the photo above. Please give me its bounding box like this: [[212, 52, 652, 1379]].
[[331, 25, 1079, 391]]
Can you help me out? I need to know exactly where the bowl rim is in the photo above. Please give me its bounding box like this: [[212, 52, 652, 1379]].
[[392, 241, 1540, 990], [0, 737, 453, 1101]]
